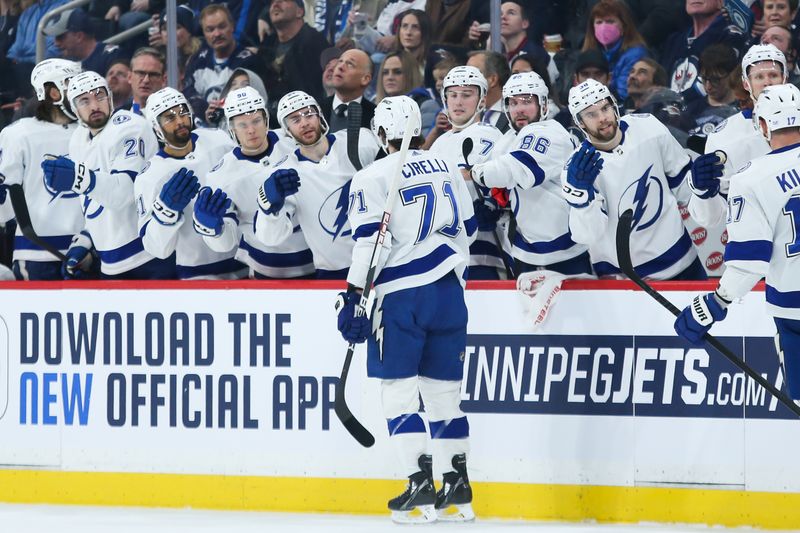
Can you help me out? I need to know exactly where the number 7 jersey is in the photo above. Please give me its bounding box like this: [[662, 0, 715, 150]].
[[346, 149, 477, 296]]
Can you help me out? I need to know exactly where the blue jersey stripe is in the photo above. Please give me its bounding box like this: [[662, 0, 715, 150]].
[[594, 231, 693, 277], [353, 222, 380, 240], [509, 150, 545, 186], [14, 234, 73, 251], [239, 240, 314, 268], [376, 243, 456, 285], [97, 238, 145, 264], [724, 240, 773, 263], [767, 285, 800, 309], [666, 161, 691, 190], [176, 258, 246, 279], [513, 231, 577, 254]]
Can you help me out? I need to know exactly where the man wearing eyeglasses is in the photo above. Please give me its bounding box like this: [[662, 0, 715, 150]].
[[253, 90, 380, 279], [121, 47, 167, 115], [135, 87, 244, 280]]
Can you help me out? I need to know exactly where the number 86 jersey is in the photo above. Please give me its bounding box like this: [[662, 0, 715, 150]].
[[346, 149, 477, 296]]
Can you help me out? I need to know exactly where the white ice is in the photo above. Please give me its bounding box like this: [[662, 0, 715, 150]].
[[0, 504, 796, 533]]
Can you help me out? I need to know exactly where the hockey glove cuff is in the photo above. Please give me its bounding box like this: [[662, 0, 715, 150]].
[[674, 291, 729, 345], [335, 290, 371, 344]]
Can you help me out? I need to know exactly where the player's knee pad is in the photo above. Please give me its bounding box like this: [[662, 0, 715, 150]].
[[419, 377, 465, 422], [380, 378, 422, 419]]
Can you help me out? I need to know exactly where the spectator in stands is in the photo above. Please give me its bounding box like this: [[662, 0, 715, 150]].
[[581, 0, 648, 101], [376, 50, 420, 102], [554, 49, 611, 130], [320, 46, 341, 97], [508, 50, 561, 120], [624, 0, 691, 51], [148, 6, 201, 74], [206, 67, 269, 128], [752, 0, 797, 39], [121, 46, 165, 114], [624, 57, 667, 112], [43, 7, 125, 76], [320, 48, 374, 132], [427, 0, 483, 47], [395, 9, 431, 79], [185, 4, 259, 125], [467, 50, 512, 132], [491, 2, 551, 80], [0, 0, 23, 96], [761, 25, 800, 85], [106, 58, 132, 110], [660, 0, 746, 108], [7, 0, 67, 75], [256, 0, 329, 119], [690, 43, 739, 131]]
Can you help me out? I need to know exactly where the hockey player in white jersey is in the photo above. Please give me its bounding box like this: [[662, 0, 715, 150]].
[[0, 59, 83, 280], [469, 72, 591, 275], [135, 87, 246, 279], [676, 84, 800, 399], [41, 71, 164, 279], [253, 91, 380, 278], [562, 79, 705, 280], [194, 86, 314, 279], [430, 65, 507, 279], [689, 44, 788, 227], [336, 96, 477, 523]]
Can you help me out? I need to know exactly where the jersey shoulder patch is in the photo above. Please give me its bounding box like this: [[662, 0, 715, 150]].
[[112, 113, 131, 125], [210, 158, 225, 172], [713, 119, 728, 133], [734, 161, 752, 174]]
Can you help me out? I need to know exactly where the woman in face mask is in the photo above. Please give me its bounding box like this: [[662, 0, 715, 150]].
[[581, 0, 649, 101]]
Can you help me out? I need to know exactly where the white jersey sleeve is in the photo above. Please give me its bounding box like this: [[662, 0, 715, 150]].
[[656, 118, 692, 192], [252, 155, 299, 247], [134, 157, 182, 259]]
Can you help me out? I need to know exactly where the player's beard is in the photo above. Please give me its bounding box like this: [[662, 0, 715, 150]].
[[297, 127, 323, 147], [166, 125, 192, 147], [85, 110, 109, 129], [586, 120, 618, 143]]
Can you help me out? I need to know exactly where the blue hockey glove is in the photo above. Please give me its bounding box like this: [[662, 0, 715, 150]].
[[257, 168, 301, 215], [473, 198, 501, 231], [193, 187, 231, 236], [41, 156, 95, 195], [335, 290, 371, 344], [154, 168, 200, 224], [563, 141, 603, 207], [689, 152, 724, 199], [674, 292, 729, 345], [61, 231, 93, 280]]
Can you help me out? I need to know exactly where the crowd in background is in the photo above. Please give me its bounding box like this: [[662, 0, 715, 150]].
[[0, 0, 795, 275]]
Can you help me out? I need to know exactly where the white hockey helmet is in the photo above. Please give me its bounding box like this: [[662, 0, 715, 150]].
[[568, 78, 618, 128], [372, 95, 422, 151], [441, 65, 488, 126], [754, 84, 800, 141], [502, 71, 549, 123], [223, 86, 267, 141], [67, 71, 113, 128], [145, 87, 193, 144], [277, 90, 329, 141], [30, 58, 82, 119], [742, 43, 787, 80]]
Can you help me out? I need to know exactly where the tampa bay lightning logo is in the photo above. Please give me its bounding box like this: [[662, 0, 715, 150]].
[[83, 195, 104, 219], [42, 153, 80, 201], [112, 114, 130, 125], [320, 181, 352, 240], [619, 165, 663, 232]]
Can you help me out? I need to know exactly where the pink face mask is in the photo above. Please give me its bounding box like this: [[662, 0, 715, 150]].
[[595, 22, 622, 46]]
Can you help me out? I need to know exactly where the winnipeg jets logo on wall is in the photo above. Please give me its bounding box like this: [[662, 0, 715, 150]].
[[619, 165, 663, 232], [320, 182, 352, 240]]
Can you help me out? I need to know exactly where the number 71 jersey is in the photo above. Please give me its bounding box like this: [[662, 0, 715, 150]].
[[346, 149, 476, 296]]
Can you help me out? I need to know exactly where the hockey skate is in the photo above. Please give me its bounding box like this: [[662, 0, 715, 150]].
[[435, 454, 475, 521], [388, 455, 437, 524]]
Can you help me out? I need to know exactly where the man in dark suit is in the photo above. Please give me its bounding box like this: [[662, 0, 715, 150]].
[[319, 48, 375, 132]]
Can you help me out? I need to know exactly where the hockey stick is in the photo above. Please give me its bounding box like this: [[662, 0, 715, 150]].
[[335, 114, 416, 447], [616, 209, 800, 418], [8, 184, 67, 262], [346, 101, 363, 171], [461, 137, 515, 279]]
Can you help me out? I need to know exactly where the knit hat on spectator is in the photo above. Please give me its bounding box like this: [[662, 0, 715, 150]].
[[320, 47, 342, 69], [575, 49, 610, 74], [43, 8, 94, 37], [160, 5, 196, 33]]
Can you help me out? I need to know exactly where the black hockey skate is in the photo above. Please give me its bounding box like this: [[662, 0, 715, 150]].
[[388, 454, 437, 524], [435, 454, 475, 521]]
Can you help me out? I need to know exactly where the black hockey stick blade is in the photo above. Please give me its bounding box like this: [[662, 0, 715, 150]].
[[461, 138, 516, 279], [334, 344, 375, 447], [616, 209, 800, 418], [346, 101, 363, 171], [8, 183, 67, 262]]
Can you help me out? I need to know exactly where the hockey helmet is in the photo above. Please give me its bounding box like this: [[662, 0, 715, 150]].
[[754, 84, 800, 141], [67, 71, 113, 127], [277, 90, 329, 141], [144, 87, 192, 144], [568, 78, 619, 128], [742, 43, 787, 80], [441, 65, 488, 126], [502, 71, 549, 123], [372, 95, 422, 151], [30, 58, 82, 119]]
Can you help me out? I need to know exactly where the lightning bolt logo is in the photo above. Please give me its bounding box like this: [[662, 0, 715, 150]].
[[372, 305, 385, 361], [320, 181, 353, 240], [630, 165, 662, 232]]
